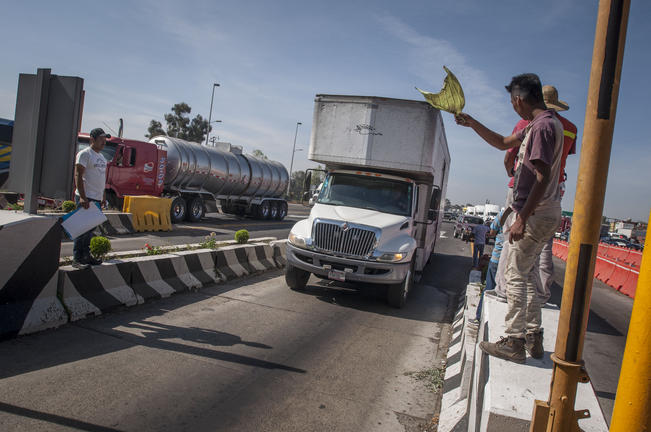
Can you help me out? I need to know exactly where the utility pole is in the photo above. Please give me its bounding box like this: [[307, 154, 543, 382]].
[[287, 121, 302, 197], [530, 1, 631, 431], [205, 83, 219, 145]]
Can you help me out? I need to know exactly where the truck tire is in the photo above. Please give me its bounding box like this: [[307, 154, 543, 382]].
[[285, 263, 310, 291], [186, 197, 204, 222], [269, 201, 279, 220], [257, 200, 271, 219], [387, 262, 414, 308], [276, 201, 288, 220], [170, 196, 187, 223]]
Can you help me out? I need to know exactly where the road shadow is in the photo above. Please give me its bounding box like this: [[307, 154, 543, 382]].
[[0, 271, 304, 380], [0, 401, 124, 432], [548, 281, 623, 337]]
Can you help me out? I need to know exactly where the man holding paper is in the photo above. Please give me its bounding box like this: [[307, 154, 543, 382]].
[[72, 128, 110, 269]]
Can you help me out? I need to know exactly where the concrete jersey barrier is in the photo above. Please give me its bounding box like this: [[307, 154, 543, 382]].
[[0, 213, 68, 339]]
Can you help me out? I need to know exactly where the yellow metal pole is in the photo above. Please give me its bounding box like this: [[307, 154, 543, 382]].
[[530, 1, 630, 431], [610, 211, 651, 431]]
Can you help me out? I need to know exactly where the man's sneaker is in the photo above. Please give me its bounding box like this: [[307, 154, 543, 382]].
[[484, 290, 507, 303], [479, 336, 526, 364], [86, 256, 103, 266], [71, 260, 90, 270], [525, 330, 544, 359]]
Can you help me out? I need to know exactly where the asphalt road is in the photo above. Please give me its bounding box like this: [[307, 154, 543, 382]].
[[1, 222, 471, 431], [59, 203, 312, 257], [546, 256, 633, 426]]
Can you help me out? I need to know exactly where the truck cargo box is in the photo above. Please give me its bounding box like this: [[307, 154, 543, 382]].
[[308, 95, 449, 181]]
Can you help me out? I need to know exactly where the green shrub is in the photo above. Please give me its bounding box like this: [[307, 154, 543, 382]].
[[235, 229, 249, 244], [62, 200, 76, 213], [90, 236, 112, 259]]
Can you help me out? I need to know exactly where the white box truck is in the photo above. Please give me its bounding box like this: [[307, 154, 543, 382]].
[[285, 95, 451, 307]]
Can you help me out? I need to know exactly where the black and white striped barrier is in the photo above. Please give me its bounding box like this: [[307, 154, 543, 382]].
[[57, 242, 287, 323], [270, 240, 288, 268], [96, 213, 135, 236], [0, 213, 68, 339]]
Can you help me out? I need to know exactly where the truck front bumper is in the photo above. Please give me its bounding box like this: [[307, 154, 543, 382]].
[[286, 243, 409, 285]]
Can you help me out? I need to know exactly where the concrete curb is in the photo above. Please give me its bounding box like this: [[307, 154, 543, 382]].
[[56, 241, 288, 325], [438, 270, 482, 432], [439, 269, 608, 431]]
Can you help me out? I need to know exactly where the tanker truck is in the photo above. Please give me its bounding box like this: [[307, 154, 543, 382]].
[[76, 134, 289, 223]]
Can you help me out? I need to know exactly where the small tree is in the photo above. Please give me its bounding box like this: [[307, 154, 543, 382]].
[[90, 236, 112, 260], [235, 229, 249, 244], [252, 149, 268, 160], [146, 102, 210, 143]]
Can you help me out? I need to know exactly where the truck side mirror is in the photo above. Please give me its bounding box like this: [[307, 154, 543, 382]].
[[303, 171, 312, 192]]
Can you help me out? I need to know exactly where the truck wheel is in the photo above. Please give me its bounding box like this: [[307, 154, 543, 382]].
[[170, 197, 187, 223], [186, 197, 204, 222], [269, 202, 279, 219], [285, 264, 310, 290], [276, 201, 288, 220], [387, 262, 414, 309], [257, 200, 271, 219]]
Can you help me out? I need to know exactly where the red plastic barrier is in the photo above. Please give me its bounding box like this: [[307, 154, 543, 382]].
[[560, 241, 569, 260], [607, 261, 634, 291], [597, 243, 609, 258], [607, 246, 629, 262], [626, 250, 643, 268], [594, 256, 616, 283], [619, 267, 640, 298]]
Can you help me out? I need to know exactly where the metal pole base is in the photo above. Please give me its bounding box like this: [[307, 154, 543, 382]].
[[529, 354, 591, 432]]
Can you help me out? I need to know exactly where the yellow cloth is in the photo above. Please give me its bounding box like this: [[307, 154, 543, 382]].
[[416, 66, 465, 114]]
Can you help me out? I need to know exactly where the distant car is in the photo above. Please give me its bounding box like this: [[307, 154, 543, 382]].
[[443, 212, 456, 222], [453, 215, 485, 241]]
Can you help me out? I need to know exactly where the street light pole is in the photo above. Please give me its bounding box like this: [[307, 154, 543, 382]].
[[205, 83, 220, 145], [287, 121, 302, 197]]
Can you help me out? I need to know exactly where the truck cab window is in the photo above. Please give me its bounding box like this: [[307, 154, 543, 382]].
[[129, 148, 137, 166], [318, 173, 412, 217]]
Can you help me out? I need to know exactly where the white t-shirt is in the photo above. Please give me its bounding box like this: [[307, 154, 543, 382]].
[[75, 147, 107, 200]]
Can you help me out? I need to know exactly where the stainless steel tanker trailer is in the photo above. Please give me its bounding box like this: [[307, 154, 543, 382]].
[[149, 136, 289, 223]]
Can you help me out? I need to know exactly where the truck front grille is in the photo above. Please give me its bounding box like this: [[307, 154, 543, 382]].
[[313, 222, 377, 258]]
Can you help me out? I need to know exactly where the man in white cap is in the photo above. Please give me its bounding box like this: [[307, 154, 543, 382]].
[[72, 128, 110, 269]]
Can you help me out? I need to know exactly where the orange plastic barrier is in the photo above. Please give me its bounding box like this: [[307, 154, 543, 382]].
[[627, 250, 643, 268], [595, 256, 616, 283], [607, 261, 634, 291], [619, 267, 639, 298]]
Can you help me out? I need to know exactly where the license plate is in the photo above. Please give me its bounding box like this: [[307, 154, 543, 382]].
[[328, 269, 346, 282]]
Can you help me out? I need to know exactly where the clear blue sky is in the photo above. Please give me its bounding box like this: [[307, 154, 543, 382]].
[[1, 0, 649, 221]]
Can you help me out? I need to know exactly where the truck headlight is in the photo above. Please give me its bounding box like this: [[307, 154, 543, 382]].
[[376, 252, 405, 262], [288, 232, 307, 248]]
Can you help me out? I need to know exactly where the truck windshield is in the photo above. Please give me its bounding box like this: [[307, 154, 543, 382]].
[[76, 140, 118, 163], [317, 173, 412, 216]]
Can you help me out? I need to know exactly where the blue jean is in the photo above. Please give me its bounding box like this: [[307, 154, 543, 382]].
[[72, 196, 100, 262], [475, 260, 498, 321], [473, 243, 485, 267]]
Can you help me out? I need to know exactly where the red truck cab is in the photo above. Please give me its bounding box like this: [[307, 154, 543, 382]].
[[77, 134, 166, 208]]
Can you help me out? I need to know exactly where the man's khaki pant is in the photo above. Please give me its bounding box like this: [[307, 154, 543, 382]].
[[504, 208, 561, 339]]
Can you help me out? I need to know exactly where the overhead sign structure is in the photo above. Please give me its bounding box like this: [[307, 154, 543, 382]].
[[8, 68, 84, 213]]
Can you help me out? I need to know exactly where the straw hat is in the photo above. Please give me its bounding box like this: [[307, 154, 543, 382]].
[[543, 85, 569, 111]]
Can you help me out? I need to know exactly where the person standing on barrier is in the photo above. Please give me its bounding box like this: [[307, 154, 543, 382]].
[[456, 73, 563, 364], [72, 128, 110, 269]]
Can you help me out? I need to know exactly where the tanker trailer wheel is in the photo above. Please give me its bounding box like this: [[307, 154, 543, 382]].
[[387, 262, 414, 309], [276, 202, 288, 220], [186, 197, 205, 222], [257, 200, 271, 219], [285, 263, 310, 291], [269, 202, 279, 220], [170, 196, 187, 223]]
